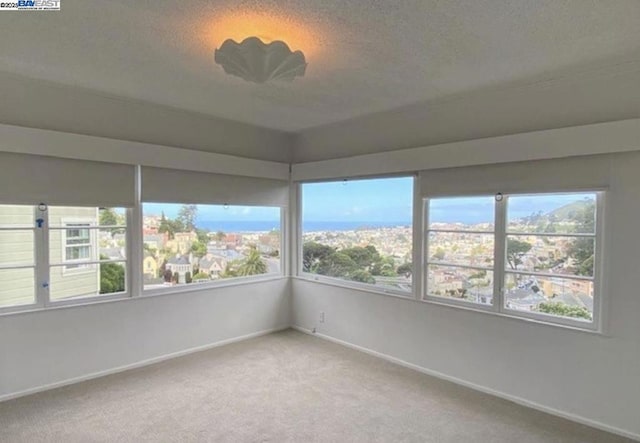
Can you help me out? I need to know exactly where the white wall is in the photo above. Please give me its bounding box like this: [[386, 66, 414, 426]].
[[293, 68, 640, 162], [0, 278, 290, 400], [0, 72, 293, 163], [292, 151, 640, 439]]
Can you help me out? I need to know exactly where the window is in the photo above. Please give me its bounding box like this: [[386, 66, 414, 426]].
[[425, 196, 495, 305], [63, 223, 92, 269], [0, 205, 129, 310], [0, 205, 36, 308], [49, 206, 128, 301], [142, 203, 282, 291], [300, 177, 414, 293], [424, 191, 602, 328], [503, 193, 599, 323]]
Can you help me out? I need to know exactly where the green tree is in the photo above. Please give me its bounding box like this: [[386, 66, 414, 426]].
[[177, 204, 198, 231], [302, 242, 335, 273], [215, 231, 226, 241], [342, 246, 380, 270], [538, 302, 592, 320], [190, 240, 207, 258], [221, 262, 240, 279], [158, 212, 184, 239], [99, 254, 125, 294], [99, 207, 118, 226], [431, 247, 446, 261], [567, 201, 595, 276], [193, 272, 210, 280], [185, 271, 192, 284], [237, 247, 268, 276], [196, 228, 209, 244], [349, 270, 376, 284], [506, 238, 532, 270], [316, 252, 358, 278], [397, 262, 413, 278], [374, 256, 397, 277]]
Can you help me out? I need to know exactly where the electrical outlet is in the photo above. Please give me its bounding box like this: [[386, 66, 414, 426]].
[[320, 311, 325, 323]]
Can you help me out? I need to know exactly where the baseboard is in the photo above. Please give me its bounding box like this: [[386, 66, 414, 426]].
[[0, 325, 290, 403], [291, 325, 639, 442]]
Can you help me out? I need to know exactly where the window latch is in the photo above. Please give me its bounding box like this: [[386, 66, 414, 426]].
[[36, 218, 44, 228]]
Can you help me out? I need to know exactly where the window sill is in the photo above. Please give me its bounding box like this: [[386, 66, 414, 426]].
[[0, 275, 287, 317], [294, 275, 609, 337], [294, 274, 414, 301], [419, 297, 606, 336], [141, 274, 287, 298], [0, 292, 130, 317]]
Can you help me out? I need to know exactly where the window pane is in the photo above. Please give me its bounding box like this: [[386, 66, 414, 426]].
[[0, 267, 35, 307], [0, 204, 33, 227], [428, 231, 494, 267], [142, 203, 281, 290], [301, 177, 413, 292], [0, 230, 34, 267], [507, 193, 596, 234], [50, 262, 126, 301], [428, 196, 495, 232], [99, 228, 127, 261], [504, 273, 593, 322], [506, 235, 595, 277], [50, 228, 96, 265], [0, 205, 35, 270], [427, 265, 493, 305]]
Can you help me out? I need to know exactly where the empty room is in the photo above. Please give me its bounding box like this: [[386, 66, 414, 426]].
[[0, 1, 639, 442]]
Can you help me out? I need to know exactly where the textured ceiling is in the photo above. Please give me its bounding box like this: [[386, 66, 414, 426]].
[[0, 0, 639, 132]]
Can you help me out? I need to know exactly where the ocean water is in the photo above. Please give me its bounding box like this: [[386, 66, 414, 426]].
[[197, 220, 411, 233]]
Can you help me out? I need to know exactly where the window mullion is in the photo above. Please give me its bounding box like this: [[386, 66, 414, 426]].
[[281, 206, 288, 277], [34, 204, 50, 307], [421, 197, 429, 300], [130, 165, 142, 297], [493, 196, 507, 313], [412, 176, 423, 300]]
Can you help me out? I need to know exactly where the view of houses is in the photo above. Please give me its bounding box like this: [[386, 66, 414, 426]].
[[302, 225, 413, 291], [426, 197, 596, 320], [142, 209, 281, 290], [1, 199, 595, 322], [302, 197, 596, 321]]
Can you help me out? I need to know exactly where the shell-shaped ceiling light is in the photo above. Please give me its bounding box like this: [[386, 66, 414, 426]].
[[214, 36, 307, 83]]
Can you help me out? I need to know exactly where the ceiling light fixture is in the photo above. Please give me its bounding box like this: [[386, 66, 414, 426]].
[[214, 36, 307, 83]]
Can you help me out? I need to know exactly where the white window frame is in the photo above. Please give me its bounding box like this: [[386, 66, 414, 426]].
[[422, 191, 605, 331], [0, 205, 39, 312], [0, 164, 288, 316], [0, 204, 132, 315], [61, 219, 96, 274], [296, 175, 417, 299], [140, 204, 287, 298], [423, 193, 497, 312]]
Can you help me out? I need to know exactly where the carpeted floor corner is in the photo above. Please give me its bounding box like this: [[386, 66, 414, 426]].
[[0, 329, 633, 442]]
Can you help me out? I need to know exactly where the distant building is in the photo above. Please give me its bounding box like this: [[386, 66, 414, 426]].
[[166, 254, 193, 284], [166, 232, 197, 255], [206, 246, 243, 262], [224, 233, 242, 247], [101, 247, 126, 261], [198, 255, 227, 279], [143, 251, 158, 279], [143, 233, 167, 250]]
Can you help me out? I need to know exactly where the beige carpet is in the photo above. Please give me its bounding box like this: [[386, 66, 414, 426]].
[[0, 329, 632, 442]]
